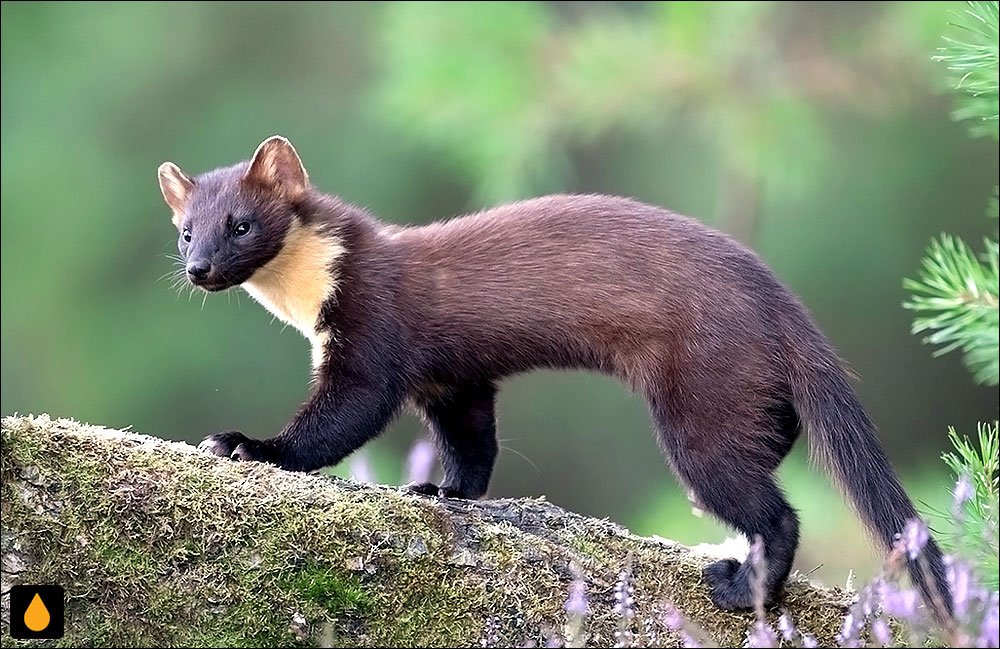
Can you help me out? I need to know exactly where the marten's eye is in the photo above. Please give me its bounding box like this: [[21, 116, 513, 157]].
[[234, 221, 252, 237], [182, 228, 192, 243]]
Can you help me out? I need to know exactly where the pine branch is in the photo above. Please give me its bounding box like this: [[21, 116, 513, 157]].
[[935, 1, 1000, 139], [904, 234, 1000, 386], [935, 422, 1000, 589]]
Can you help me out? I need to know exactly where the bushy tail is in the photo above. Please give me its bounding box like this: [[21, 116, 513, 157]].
[[788, 343, 953, 620]]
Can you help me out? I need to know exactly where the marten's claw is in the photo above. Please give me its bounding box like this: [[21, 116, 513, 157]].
[[199, 430, 273, 464], [199, 430, 247, 456]]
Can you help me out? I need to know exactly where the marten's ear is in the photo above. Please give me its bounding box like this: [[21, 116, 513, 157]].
[[157, 162, 195, 228], [244, 135, 309, 200]]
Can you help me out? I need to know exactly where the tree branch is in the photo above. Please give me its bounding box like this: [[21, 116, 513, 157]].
[[1, 415, 853, 647]]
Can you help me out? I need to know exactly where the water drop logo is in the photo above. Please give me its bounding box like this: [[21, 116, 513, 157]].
[[24, 592, 51, 631], [10, 585, 63, 639]]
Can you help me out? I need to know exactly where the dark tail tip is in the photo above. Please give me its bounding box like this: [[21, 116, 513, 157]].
[[906, 533, 955, 627]]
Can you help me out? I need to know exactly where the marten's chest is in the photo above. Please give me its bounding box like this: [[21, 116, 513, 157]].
[[243, 222, 345, 369]]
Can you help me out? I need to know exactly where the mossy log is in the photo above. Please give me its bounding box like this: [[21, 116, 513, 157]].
[[1, 415, 854, 647]]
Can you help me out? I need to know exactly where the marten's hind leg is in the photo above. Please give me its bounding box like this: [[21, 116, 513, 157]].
[[415, 383, 499, 499], [651, 398, 801, 609], [697, 475, 799, 609]]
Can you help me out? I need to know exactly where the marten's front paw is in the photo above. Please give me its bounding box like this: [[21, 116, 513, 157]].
[[406, 481, 441, 496], [404, 483, 476, 499], [199, 431, 273, 464]]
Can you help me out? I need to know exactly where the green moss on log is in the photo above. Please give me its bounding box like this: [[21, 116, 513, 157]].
[[1, 415, 854, 647]]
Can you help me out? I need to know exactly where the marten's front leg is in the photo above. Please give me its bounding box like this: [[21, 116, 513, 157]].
[[200, 354, 405, 472]]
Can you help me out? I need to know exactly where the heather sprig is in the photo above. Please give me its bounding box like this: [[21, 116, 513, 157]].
[[613, 564, 636, 648], [871, 617, 892, 647], [565, 579, 590, 617], [658, 603, 714, 649], [348, 452, 375, 484], [954, 473, 976, 515], [564, 570, 590, 649], [404, 437, 436, 485], [838, 570, 898, 647], [900, 519, 930, 561], [878, 579, 920, 621], [943, 554, 999, 647], [746, 621, 778, 648], [776, 611, 820, 649], [747, 535, 768, 619], [777, 613, 795, 641], [479, 615, 501, 648], [979, 592, 999, 648], [519, 521, 999, 648]]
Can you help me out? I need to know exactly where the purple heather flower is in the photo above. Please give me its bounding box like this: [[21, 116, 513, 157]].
[[777, 613, 794, 641], [746, 536, 769, 609], [900, 519, 930, 560], [479, 616, 501, 648], [642, 616, 657, 646], [746, 621, 777, 648], [980, 591, 999, 648], [662, 605, 684, 630], [565, 579, 590, 616], [613, 570, 636, 619], [348, 453, 374, 483], [837, 612, 860, 648], [946, 555, 975, 619], [613, 569, 635, 649], [404, 438, 435, 484], [871, 618, 891, 646], [747, 535, 765, 570], [861, 576, 884, 617], [878, 581, 919, 620], [953, 474, 975, 515], [801, 633, 818, 648]]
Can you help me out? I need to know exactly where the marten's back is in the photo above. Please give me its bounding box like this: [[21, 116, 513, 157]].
[[391, 194, 794, 384]]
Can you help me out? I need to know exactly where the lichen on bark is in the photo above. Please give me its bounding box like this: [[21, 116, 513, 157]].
[[1, 415, 854, 647]]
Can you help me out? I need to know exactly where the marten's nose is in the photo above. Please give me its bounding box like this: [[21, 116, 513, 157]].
[[186, 260, 211, 281]]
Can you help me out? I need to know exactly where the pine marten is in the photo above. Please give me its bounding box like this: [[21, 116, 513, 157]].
[[157, 135, 950, 613]]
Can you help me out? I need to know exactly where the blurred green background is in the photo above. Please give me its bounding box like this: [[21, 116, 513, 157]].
[[2, 1, 997, 586]]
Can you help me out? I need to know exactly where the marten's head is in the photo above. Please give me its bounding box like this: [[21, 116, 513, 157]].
[[157, 136, 309, 291]]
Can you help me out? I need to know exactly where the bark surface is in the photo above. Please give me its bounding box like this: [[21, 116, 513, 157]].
[[1, 415, 854, 647]]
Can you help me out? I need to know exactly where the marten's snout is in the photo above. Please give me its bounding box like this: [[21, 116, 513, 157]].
[[186, 260, 211, 282]]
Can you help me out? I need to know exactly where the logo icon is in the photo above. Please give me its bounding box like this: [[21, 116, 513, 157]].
[[9, 585, 64, 639]]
